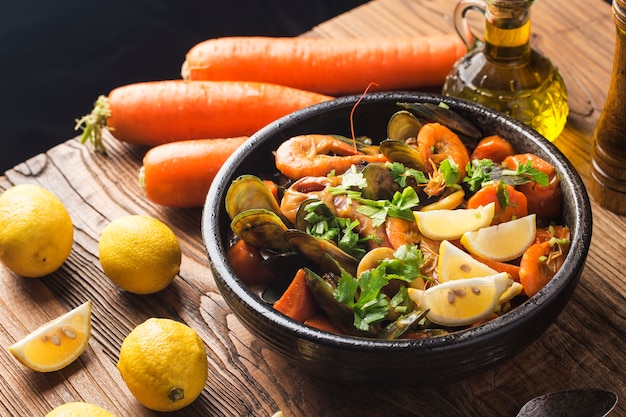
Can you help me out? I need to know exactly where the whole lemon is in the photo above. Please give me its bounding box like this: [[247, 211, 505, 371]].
[[98, 215, 181, 294], [0, 184, 73, 278], [117, 318, 208, 412], [46, 401, 116, 417]]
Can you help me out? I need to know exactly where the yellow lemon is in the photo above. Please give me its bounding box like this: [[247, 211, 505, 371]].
[[500, 281, 524, 304], [0, 184, 73, 278], [408, 273, 512, 326], [98, 215, 181, 294], [117, 318, 208, 412], [9, 301, 91, 372], [45, 401, 116, 417], [414, 202, 495, 240], [437, 240, 498, 282], [460, 214, 536, 262]]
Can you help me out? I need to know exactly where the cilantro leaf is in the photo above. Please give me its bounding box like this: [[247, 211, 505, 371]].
[[465, 158, 550, 190], [513, 162, 550, 186], [464, 159, 495, 191], [378, 244, 427, 282], [356, 186, 419, 227], [439, 158, 460, 186], [386, 162, 428, 187], [333, 243, 428, 331]]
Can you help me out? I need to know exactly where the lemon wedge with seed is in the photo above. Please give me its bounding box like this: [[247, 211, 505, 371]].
[[408, 273, 512, 327], [9, 301, 91, 372], [460, 214, 536, 262], [414, 202, 495, 240], [437, 240, 498, 282]]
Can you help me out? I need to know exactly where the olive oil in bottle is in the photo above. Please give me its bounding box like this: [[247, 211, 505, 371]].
[[442, 0, 568, 142]]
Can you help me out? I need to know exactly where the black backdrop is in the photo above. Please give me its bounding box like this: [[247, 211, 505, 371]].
[[0, 0, 368, 171]]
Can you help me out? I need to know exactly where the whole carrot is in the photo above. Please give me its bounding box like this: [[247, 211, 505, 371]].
[[139, 136, 248, 208], [181, 34, 467, 95], [75, 80, 333, 151]]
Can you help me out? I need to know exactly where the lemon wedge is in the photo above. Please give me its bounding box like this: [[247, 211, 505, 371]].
[[437, 240, 498, 282], [414, 202, 495, 240], [408, 273, 512, 326], [460, 214, 536, 262], [9, 301, 92, 372], [499, 281, 524, 304]]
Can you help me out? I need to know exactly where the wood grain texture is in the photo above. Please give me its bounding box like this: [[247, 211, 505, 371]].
[[1, 0, 625, 416]]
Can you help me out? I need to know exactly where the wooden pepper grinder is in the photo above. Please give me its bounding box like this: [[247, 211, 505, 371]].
[[591, 0, 626, 214]]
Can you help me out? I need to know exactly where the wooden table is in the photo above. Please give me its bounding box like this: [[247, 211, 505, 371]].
[[1, 0, 624, 416]]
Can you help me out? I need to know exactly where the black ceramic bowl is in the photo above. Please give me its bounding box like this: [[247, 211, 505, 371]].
[[202, 92, 592, 386]]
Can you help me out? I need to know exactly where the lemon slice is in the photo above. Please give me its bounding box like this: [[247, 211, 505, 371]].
[[460, 214, 536, 262], [414, 202, 495, 240], [437, 240, 498, 282], [9, 301, 92, 372], [499, 281, 524, 304], [408, 273, 512, 326]]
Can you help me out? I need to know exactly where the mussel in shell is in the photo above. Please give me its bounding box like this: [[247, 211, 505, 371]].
[[387, 110, 422, 142], [283, 229, 359, 277], [379, 139, 426, 171], [230, 208, 289, 251], [225, 174, 291, 226], [302, 267, 377, 337], [377, 308, 430, 340], [397, 102, 482, 141], [294, 198, 336, 234], [360, 162, 402, 201]]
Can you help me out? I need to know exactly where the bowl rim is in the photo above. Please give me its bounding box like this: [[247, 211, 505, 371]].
[[203, 91, 592, 352]]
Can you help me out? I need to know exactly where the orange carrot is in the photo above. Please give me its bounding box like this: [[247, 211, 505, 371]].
[[139, 137, 248, 208], [470, 135, 516, 163], [182, 34, 467, 95], [466, 182, 528, 224], [75, 80, 333, 150], [273, 268, 321, 323], [304, 315, 344, 334], [226, 239, 277, 286]]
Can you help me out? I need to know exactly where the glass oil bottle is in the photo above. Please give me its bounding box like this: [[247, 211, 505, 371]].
[[442, 0, 569, 141]]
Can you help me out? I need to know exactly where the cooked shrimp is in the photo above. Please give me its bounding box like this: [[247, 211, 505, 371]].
[[418, 122, 470, 178], [275, 134, 387, 180], [519, 226, 570, 297], [279, 175, 341, 223], [416, 123, 470, 197], [384, 216, 421, 250]]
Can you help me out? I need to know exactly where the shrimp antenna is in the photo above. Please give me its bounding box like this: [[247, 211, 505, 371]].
[[350, 82, 379, 151]]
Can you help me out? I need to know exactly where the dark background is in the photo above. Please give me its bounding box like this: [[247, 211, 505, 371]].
[[0, 0, 368, 171]]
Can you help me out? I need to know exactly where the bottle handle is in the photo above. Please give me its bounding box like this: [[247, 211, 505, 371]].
[[453, 0, 487, 51]]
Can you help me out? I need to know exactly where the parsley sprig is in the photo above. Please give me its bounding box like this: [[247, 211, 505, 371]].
[[464, 158, 549, 191], [334, 244, 427, 331], [303, 200, 375, 259]]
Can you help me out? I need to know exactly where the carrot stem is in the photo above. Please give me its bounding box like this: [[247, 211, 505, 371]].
[[74, 95, 111, 153]]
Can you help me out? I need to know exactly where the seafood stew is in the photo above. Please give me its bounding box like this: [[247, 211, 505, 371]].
[[217, 94, 581, 340], [202, 92, 591, 384]]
